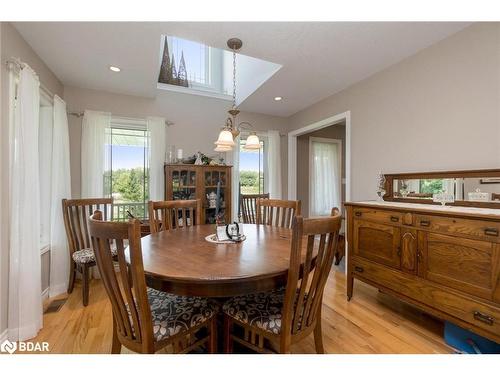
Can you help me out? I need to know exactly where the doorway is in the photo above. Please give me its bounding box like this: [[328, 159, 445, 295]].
[[309, 137, 342, 217], [288, 111, 350, 219]]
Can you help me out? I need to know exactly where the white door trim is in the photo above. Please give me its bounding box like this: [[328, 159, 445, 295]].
[[288, 111, 351, 203], [309, 137, 342, 217]]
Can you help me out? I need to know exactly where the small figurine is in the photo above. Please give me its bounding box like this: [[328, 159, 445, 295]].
[[206, 191, 217, 208], [194, 151, 203, 165]]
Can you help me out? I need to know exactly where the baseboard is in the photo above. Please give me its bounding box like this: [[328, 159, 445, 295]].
[[41, 287, 50, 302], [48, 284, 67, 299]]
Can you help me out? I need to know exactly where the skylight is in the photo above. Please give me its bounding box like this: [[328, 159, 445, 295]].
[[157, 35, 281, 104]]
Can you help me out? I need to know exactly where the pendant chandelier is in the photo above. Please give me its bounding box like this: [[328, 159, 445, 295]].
[[214, 38, 261, 152]]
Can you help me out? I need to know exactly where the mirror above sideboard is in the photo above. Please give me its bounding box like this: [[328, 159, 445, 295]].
[[383, 169, 500, 209]]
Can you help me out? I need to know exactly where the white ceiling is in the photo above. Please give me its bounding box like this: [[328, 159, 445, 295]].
[[13, 22, 470, 117]]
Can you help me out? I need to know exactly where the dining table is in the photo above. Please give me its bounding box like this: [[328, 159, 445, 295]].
[[140, 223, 294, 297]]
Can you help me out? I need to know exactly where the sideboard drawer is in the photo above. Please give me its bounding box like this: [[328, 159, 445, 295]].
[[353, 207, 402, 225], [415, 214, 500, 243], [351, 256, 500, 340]]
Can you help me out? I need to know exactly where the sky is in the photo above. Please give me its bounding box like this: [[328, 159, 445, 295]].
[[110, 145, 146, 170], [239, 152, 260, 172], [170, 37, 206, 84]]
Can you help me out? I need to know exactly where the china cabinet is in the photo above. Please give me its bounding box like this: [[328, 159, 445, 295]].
[[164, 164, 232, 224]]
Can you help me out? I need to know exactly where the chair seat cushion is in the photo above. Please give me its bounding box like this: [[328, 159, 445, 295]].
[[222, 287, 287, 334], [72, 246, 118, 264], [147, 288, 219, 342]]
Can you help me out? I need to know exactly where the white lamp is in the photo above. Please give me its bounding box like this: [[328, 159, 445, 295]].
[[214, 144, 233, 152], [215, 129, 235, 148], [243, 132, 261, 150]]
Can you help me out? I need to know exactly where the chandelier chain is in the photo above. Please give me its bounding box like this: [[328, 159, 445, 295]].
[[232, 47, 237, 110]]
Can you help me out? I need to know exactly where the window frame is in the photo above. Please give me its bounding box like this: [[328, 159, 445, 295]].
[[160, 36, 226, 97], [106, 117, 150, 221]]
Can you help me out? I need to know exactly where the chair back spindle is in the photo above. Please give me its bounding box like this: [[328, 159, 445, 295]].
[[256, 198, 301, 228], [148, 199, 202, 233], [240, 193, 269, 224], [62, 198, 113, 256]]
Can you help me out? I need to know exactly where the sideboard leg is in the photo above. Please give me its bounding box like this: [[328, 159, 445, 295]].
[[346, 273, 353, 301]]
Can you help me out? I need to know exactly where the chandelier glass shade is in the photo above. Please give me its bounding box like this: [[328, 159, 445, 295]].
[[243, 133, 261, 150], [214, 144, 233, 152], [214, 129, 235, 147]]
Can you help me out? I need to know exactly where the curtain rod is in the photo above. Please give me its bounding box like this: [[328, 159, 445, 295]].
[[6, 57, 55, 101], [68, 111, 174, 126]]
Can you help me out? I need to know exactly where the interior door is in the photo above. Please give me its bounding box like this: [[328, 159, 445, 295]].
[[352, 219, 401, 269]]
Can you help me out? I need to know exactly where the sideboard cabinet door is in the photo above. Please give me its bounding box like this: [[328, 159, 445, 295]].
[[400, 229, 417, 274], [418, 231, 500, 301], [353, 219, 401, 269]]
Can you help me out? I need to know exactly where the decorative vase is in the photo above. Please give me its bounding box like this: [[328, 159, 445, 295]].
[[166, 145, 176, 164], [377, 190, 386, 201]]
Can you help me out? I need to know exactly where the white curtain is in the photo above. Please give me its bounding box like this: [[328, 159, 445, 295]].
[[49, 96, 72, 297], [310, 141, 341, 217], [267, 130, 282, 199], [8, 65, 43, 341], [39, 106, 53, 248], [231, 135, 240, 221], [81, 110, 111, 198], [147, 116, 166, 201]]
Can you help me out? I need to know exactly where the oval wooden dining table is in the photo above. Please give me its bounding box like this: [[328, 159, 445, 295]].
[[140, 223, 293, 297]]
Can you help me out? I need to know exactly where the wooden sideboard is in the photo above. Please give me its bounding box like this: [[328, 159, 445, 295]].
[[345, 201, 500, 343]]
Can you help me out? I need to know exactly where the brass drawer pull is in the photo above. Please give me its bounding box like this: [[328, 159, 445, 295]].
[[354, 266, 364, 273], [484, 228, 499, 237], [390, 216, 399, 222], [473, 311, 494, 326], [420, 220, 430, 227], [355, 212, 362, 217]]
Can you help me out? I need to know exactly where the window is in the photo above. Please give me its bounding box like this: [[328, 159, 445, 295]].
[[104, 125, 150, 221], [159, 36, 223, 93], [239, 138, 266, 195]]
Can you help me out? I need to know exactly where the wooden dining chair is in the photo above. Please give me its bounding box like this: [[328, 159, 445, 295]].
[[62, 198, 114, 306], [148, 199, 202, 233], [256, 198, 301, 228], [222, 208, 341, 354], [88, 210, 218, 354], [240, 193, 269, 223]]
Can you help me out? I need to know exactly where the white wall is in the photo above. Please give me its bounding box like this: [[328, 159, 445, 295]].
[[288, 23, 500, 202], [63, 86, 289, 199], [223, 52, 281, 104]]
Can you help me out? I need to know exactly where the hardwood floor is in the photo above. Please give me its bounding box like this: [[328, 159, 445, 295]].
[[32, 269, 453, 354]]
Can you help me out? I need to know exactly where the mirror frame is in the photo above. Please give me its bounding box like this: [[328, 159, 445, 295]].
[[383, 168, 500, 209]]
